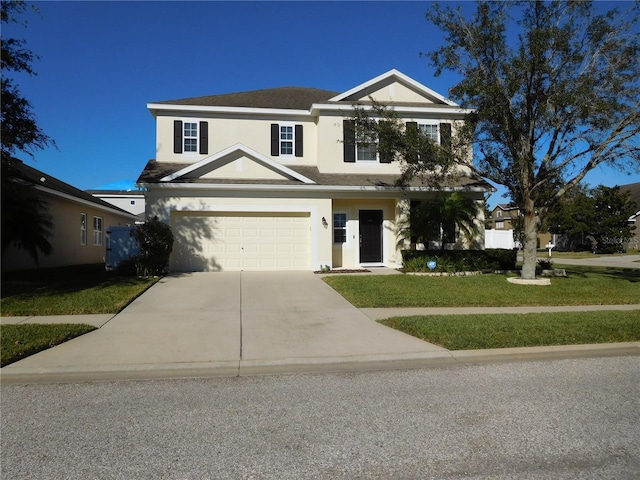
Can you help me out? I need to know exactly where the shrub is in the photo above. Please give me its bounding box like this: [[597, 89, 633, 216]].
[[401, 249, 517, 272], [130, 217, 174, 277]]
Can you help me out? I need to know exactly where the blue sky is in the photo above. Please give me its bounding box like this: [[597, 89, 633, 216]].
[[5, 1, 639, 208]]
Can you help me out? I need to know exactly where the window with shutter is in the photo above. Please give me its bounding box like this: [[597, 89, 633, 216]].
[[271, 123, 303, 157]]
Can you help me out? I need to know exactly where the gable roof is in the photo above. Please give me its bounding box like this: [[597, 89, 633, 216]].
[[159, 144, 316, 184], [6, 159, 139, 220], [329, 69, 458, 106]]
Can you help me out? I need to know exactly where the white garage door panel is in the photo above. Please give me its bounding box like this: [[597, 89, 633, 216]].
[[172, 212, 310, 271]]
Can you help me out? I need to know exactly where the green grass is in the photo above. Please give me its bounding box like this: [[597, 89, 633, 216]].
[[1, 323, 97, 367], [323, 266, 640, 308], [380, 310, 640, 350], [1, 264, 158, 316]]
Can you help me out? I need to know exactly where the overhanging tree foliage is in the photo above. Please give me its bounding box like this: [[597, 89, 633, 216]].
[[1, 0, 56, 266], [424, 0, 640, 279]]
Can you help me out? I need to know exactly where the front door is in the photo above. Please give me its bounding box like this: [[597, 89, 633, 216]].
[[359, 210, 383, 263]]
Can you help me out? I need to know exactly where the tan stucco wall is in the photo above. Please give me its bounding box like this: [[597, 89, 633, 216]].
[[155, 114, 317, 167], [351, 81, 436, 104], [2, 191, 136, 272]]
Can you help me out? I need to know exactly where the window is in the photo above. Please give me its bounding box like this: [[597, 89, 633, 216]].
[[280, 125, 293, 155], [173, 120, 208, 154], [496, 221, 504, 229], [356, 126, 378, 162], [497, 210, 503, 218], [183, 122, 198, 152], [419, 123, 439, 143], [271, 124, 303, 157], [93, 216, 103, 246], [80, 213, 87, 245], [333, 213, 347, 243]]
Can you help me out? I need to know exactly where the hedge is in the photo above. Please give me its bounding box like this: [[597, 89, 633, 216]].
[[401, 249, 517, 273]]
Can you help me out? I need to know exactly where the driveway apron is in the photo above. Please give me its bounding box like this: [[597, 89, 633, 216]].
[[2, 272, 446, 377]]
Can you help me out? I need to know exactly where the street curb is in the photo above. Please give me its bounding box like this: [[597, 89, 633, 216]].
[[2, 342, 638, 385]]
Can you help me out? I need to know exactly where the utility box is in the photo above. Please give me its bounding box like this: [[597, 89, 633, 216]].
[[105, 226, 139, 270]]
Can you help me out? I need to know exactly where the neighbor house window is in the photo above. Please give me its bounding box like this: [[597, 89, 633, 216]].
[[419, 123, 439, 143], [333, 213, 347, 243], [497, 210, 503, 218], [80, 213, 87, 245], [93, 216, 103, 246], [496, 221, 504, 229], [183, 122, 198, 152]]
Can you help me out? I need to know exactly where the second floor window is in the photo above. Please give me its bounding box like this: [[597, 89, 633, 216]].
[[356, 128, 378, 162], [280, 125, 293, 155], [419, 123, 439, 143], [184, 122, 198, 152]]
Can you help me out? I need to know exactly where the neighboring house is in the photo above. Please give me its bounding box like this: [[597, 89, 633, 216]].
[[2, 161, 140, 272], [619, 182, 640, 250], [87, 189, 146, 221], [137, 69, 493, 272], [488, 204, 551, 249]]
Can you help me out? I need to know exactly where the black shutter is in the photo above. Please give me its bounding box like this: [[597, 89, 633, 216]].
[[405, 122, 418, 164], [173, 120, 183, 154], [379, 121, 392, 163], [199, 121, 208, 154], [271, 124, 279, 156], [343, 120, 356, 162], [440, 123, 451, 149], [295, 124, 303, 157]]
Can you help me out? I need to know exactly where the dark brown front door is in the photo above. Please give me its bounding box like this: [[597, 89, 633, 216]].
[[359, 210, 383, 263]]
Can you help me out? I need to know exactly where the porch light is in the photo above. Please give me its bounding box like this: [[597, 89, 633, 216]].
[[322, 217, 328, 227]]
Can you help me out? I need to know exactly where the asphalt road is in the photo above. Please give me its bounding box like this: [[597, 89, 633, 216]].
[[2, 356, 639, 479]]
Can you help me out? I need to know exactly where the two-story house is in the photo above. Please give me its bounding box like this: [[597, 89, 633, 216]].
[[136, 70, 493, 272]]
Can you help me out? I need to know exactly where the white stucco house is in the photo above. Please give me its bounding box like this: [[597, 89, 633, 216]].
[[136, 70, 492, 272]]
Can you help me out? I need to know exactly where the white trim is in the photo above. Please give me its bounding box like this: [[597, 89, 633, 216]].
[[159, 143, 316, 184], [311, 103, 473, 117], [329, 69, 459, 106], [148, 103, 311, 117]]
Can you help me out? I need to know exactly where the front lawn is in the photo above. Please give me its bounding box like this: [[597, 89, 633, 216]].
[[1, 264, 158, 316], [380, 310, 640, 350], [323, 266, 639, 308], [1, 323, 97, 367]]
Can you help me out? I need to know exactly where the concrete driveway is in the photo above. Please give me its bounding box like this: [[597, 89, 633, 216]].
[[2, 272, 448, 380]]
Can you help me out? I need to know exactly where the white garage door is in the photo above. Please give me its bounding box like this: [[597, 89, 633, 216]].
[[171, 212, 310, 271]]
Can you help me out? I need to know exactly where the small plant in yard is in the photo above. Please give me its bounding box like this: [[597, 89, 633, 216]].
[[537, 257, 554, 270]]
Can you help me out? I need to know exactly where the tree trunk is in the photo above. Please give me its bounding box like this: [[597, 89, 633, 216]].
[[521, 206, 539, 280]]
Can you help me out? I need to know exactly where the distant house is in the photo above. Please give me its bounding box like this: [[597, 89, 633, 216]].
[[487, 204, 551, 249], [87, 189, 146, 221], [137, 69, 493, 272], [619, 182, 640, 250], [2, 161, 139, 272]]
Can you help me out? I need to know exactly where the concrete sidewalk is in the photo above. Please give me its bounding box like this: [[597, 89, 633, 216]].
[[2, 271, 639, 383]]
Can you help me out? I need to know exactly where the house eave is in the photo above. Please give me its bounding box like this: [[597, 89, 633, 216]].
[[147, 103, 311, 118], [310, 103, 474, 117]]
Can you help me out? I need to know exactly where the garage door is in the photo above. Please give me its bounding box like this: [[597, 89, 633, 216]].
[[171, 212, 310, 271]]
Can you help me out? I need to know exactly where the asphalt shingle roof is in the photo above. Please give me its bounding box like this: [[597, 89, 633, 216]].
[[154, 87, 340, 110]]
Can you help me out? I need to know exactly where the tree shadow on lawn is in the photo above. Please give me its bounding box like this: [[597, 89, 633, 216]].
[[1, 264, 146, 298]]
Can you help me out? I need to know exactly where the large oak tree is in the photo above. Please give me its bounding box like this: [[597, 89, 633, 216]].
[[425, 0, 640, 278]]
